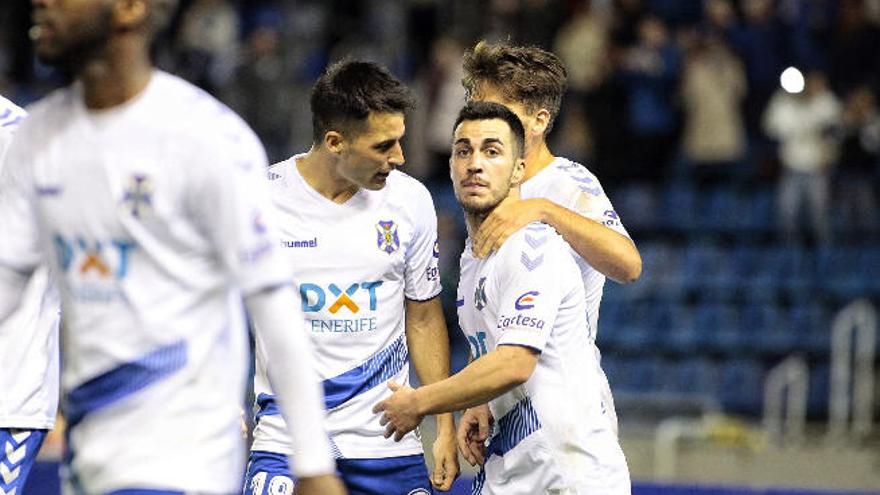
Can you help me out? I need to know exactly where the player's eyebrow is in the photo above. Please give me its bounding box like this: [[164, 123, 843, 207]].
[[453, 137, 472, 146], [480, 137, 504, 148]]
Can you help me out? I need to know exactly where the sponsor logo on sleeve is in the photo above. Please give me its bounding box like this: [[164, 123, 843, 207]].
[[514, 291, 539, 310]]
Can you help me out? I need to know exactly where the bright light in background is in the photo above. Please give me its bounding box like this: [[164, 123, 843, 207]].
[[780, 66, 805, 94]]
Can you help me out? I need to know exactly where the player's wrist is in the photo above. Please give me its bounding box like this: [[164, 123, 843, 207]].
[[435, 412, 456, 435]]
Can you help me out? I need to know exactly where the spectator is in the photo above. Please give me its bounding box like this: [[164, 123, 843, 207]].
[[764, 71, 841, 244], [836, 86, 880, 234], [680, 31, 747, 184], [620, 15, 681, 181], [176, 0, 240, 93]]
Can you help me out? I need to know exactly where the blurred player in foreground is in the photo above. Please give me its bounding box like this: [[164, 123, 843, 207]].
[[244, 60, 458, 495], [0, 94, 60, 495], [374, 101, 631, 494], [0, 0, 343, 493]]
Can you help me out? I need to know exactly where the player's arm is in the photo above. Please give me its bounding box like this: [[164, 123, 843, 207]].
[[404, 296, 459, 490], [191, 132, 344, 494], [473, 197, 642, 284], [374, 344, 538, 438], [0, 131, 41, 323], [245, 286, 344, 493]]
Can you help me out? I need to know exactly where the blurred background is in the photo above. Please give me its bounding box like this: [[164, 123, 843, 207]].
[[2, 0, 879, 493]]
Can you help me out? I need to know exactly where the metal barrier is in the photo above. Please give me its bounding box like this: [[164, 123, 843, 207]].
[[828, 299, 877, 442], [763, 355, 808, 446]]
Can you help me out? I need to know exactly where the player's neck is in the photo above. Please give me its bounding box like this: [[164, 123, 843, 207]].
[[522, 141, 555, 183], [297, 149, 359, 204], [77, 40, 153, 110]]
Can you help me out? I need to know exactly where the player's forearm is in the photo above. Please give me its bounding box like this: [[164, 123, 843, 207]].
[[404, 298, 455, 432], [245, 285, 336, 478], [540, 200, 642, 284], [414, 346, 537, 416]]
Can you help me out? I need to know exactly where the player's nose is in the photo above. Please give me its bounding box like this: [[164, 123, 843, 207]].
[[387, 142, 404, 168]]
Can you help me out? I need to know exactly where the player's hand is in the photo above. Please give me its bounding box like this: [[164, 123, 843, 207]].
[[294, 474, 347, 495], [473, 198, 547, 258], [372, 380, 424, 442], [456, 404, 493, 466], [430, 426, 460, 491]]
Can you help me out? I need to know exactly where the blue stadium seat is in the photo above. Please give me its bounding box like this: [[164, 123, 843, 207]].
[[719, 358, 764, 415]]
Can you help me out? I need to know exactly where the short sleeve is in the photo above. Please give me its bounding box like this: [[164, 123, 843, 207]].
[[188, 131, 292, 295], [0, 130, 43, 277], [566, 174, 630, 239], [403, 184, 441, 301], [491, 226, 564, 353]]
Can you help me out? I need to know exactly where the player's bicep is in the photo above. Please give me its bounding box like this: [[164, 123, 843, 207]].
[[0, 138, 42, 276], [492, 239, 563, 352]]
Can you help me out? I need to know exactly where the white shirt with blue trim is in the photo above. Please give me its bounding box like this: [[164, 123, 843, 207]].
[[0, 95, 60, 432], [457, 223, 630, 494], [0, 72, 291, 494], [251, 156, 441, 460]]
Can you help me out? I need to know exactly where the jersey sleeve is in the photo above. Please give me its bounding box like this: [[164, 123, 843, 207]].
[[0, 128, 42, 277], [491, 227, 565, 353], [403, 183, 441, 301], [188, 131, 292, 295], [563, 171, 630, 239]]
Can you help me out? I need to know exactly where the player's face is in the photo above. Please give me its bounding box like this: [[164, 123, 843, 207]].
[[450, 118, 524, 215], [31, 0, 115, 69], [338, 112, 406, 191]]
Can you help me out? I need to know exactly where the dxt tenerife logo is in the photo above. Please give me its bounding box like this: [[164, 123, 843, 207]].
[[54, 233, 135, 302], [376, 219, 400, 254], [300, 281, 383, 333], [514, 291, 539, 310], [474, 276, 487, 311]]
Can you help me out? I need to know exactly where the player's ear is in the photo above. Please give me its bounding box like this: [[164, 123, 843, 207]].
[[531, 108, 551, 137], [510, 158, 526, 187], [324, 131, 345, 154], [112, 0, 149, 31]]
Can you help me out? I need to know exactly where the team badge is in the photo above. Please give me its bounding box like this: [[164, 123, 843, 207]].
[[515, 291, 539, 310], [475, 276, 487, 311], [376, 220, 400, 254], [122, 174, 153, 218]]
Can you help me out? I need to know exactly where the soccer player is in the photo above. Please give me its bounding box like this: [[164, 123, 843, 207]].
[[374, 101, 632, 494], [0, 94, 60, 495], [459, 41, 642, 439], [244, 60, 459, 494], [0, 1, 344, 494]]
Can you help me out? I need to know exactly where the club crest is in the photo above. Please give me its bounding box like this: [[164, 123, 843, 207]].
[[122, 174, 153, 218], [376, 220, 400, 254]]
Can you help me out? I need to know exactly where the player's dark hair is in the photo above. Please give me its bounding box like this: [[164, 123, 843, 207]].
[[310, 60, 414, 143], [462, 40, 567, 135], [454, 101, 526, 159]]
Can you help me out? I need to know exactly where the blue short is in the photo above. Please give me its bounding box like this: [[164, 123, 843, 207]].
[[0, 428, 47, 495], [244, 450, 434, 495]]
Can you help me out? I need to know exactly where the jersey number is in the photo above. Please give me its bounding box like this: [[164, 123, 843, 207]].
[[250, 471, 295, 495]]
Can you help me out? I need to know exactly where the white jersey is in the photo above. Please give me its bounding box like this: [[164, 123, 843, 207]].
[[519, 157, 629, 342], [251, 156, 440, 459], [458, 224, 630, 494], [520, 157, 629, 433], [0, 72, 291, 494], [0, 96, 60, 431]]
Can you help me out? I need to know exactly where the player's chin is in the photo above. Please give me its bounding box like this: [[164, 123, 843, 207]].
[[367, 174, 390, 189]]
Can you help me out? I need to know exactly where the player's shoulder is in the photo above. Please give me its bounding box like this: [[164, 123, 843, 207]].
[[384, 170, 435, 208], [540, 157, 606, 196], [0, 95, 27, 127], [152, 72, 261, 145], [495, 222, 568, 268], [266, 155, 301, 188]]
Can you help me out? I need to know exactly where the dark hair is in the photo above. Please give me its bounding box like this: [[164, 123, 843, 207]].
[[462, 41, 567, 135], [453, 101, 526, 158], [310, 60, 414, 143]]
